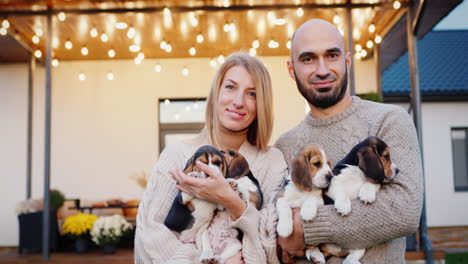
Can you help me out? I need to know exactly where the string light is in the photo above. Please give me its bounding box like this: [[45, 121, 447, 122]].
[[375, 35, 382, 44], [35, 28, 43, 37], [296, 8, 304, 17], [355, 52, 362, 60], [165, 43, 172, 53], [286, 40, 291, 49], [333, 15, 341, 25], [106, 71, 114, 80], [52, 59, 59, 67], [129, 45, 140, 52], [127, 27, 136, 39], [217, 55, 225, 64], [160, 40, 167, 50], [360, 49, 367, 58], [368, 24, 376, 33], [197, 33, 204, 43], [137, 52, 145, 60], [90, 28, 98, 38], [101, 33, 108, 42], [164, 99, 170, 104], [79, 73, 86, 81], [34, 50, 42, 58], [0, 27, 7, 36], [65, 40, 73, 50], [268, 40, 279, 48], [2, 19, 9, 29], [108, 49, 115, 58], [81, 46, 88, 56], [189, 47, 196, 56], [355, 44, 362, 52], [252, 39, 259, 49], [210, 59, 217, 68], [58, 12, 66, 22], [32, 35, 40, 44], [134, 57, 142, 65], [274, 19, 286, 25], [366, 40, 374, 49], [115, 22, 128, 29], [223, 22, 230, 32], [393, 0, 401, 9], [182, 67, 189, 76], [249, 48, 256, 56], [154, 64, 162, 72]]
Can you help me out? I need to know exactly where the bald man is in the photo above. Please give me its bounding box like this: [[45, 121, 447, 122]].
[[274, 19, 423, 263]]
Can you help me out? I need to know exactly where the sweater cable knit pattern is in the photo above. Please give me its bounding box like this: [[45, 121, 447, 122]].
[[274, 97, 423, 264]]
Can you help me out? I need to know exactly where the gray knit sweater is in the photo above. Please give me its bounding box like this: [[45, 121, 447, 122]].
[[274, 97, 423, 264]]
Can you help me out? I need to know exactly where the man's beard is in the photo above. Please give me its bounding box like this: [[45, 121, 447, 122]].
[[295, 68, 348, 109]]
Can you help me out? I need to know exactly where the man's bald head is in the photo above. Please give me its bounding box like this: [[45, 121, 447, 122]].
[[290, 19, 346, 58]]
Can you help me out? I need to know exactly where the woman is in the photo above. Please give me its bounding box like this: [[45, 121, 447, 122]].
[[135, 52, 288, 264]]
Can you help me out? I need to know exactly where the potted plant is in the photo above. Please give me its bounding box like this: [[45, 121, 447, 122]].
[[16, 189, 65, 254], [62, 213, 98, 253], [90, 214, 132, 254]]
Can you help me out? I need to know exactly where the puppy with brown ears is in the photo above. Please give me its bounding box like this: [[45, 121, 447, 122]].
[[275, 144, 333, 264], [164, 145, 263, 264], [165, 145, 230, 243], [322, 136, 399, 264]]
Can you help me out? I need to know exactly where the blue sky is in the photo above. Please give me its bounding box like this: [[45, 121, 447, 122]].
[[434, 0, 468, 30]]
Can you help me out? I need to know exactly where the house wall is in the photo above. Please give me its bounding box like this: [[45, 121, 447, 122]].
[[419, 103, 468, 227]]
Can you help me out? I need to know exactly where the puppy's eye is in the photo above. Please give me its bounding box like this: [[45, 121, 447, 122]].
[[213, 160, 222, 166], [384, 155, 390, 161], [313, 162, 321, 167], [229, 150, 236, 156]]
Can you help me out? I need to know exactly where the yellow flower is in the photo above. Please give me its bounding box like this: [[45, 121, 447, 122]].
[[62, 213, 98, 237]]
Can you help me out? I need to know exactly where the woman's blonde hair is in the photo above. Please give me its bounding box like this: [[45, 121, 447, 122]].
[[204, 52, 273, 152]]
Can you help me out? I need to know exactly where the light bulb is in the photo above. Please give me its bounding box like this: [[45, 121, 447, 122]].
[[65, 40, 72, 50], [34, 50, 42, 58], [81, 47, 88, 56], [197, 33, 204, 43], [58, 12, 66, 21], [108, 49, 115, 58], [296, 8, 304, 17], [90, 28, 98, 38], [189, 47, 196, 56]]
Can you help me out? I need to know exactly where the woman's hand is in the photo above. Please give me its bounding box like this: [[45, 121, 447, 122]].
[[169, 161, 247, 220]]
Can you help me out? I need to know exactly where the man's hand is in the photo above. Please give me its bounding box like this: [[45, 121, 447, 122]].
[[277, 208, 306, 263]]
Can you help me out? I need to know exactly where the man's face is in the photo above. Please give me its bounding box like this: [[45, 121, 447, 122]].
[[288, 25, 350, 109]]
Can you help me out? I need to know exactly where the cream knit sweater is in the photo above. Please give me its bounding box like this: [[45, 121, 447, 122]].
[[274, 97, 423, 263], [134, 135, 288, 264]]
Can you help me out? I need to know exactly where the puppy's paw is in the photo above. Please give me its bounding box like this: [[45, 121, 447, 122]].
[[335, 199, 351, 216], [200, 253, 223, 264], [343, 258, 361, 264], [359, 189, 376, 204], [300, 206, 317, 221], [226, 179, 243, 199], [276, 218, 293, 238], [305, 249, 325, 264]]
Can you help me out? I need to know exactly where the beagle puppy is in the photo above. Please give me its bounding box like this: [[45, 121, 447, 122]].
[[322, 136, 399, 264], [275, 144, 333, 264], [164, 145, 228, 238], [164, 145, 263, 264]]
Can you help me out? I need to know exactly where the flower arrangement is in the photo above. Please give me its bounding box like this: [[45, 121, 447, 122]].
[[91, 214, 132, 247], [62, 213, 98, 239]]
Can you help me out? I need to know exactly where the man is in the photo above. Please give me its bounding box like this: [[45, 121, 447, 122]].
[[274, 19, 423, 263]]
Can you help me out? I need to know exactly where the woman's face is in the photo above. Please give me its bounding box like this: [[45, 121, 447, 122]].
[[216, 65, 257, 134]]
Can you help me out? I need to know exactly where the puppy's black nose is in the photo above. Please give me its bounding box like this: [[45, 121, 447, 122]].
[[326, 173, 333, 183], [395, 168, 400, 175]]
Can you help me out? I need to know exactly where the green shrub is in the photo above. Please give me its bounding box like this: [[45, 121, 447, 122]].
[[50, 189, 65, 211]]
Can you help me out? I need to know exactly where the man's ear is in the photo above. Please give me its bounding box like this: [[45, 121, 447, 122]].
[[345, 51, 352, 72], [287, 60, 296, 80]]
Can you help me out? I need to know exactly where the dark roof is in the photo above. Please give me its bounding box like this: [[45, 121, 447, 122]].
[[382, 30, 468, 101]]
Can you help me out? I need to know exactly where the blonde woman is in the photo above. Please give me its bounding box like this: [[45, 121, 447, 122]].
[[135, 52, 288, 264]]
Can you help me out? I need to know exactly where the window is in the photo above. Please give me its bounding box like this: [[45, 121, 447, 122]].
[[159, 98, 206, 153], [451, 128, 468, 191]]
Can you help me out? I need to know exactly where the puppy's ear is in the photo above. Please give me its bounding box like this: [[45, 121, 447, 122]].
[[358, 146, 385, 184], [291, 152, 313, 191], [183, 156, 195, 174], [221, 154, 228, 178], [227, 155, 250, 178]]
